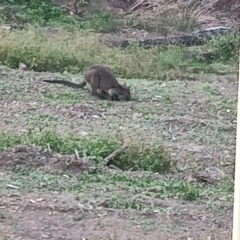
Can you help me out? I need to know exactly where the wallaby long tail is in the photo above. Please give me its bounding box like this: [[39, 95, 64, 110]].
[[42, 79, 86, 88]]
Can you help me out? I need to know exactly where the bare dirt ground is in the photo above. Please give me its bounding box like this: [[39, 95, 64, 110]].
[[0, 66, 237, 239]]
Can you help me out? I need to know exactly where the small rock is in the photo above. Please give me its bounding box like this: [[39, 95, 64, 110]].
[[204, 166, 225, 180], [6, 184, 20, 189], [147, 186, 162, 193], [36, 198, 45, 202], [132, 112, 143, 120], [92, 115, 101, 119], [14, 145, 28, 153], [41, 234, 51, 239], [1, 25, 11, 33], [19, 63, 27, 71]]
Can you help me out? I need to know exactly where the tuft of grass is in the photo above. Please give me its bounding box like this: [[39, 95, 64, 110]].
[[125, 0, 217, 34], [207, 33, 239, 63], [113, 144, 172, 173], [0, 28, 234, 79], [0, 130, 172, 173]]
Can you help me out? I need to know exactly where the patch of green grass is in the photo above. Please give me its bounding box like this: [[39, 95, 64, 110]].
[[0, 1, 118, 32], [0, 28, 234, 80], [44, 92, 82, 105], [1, 169, 233, 207], [207, 33, 239, 63], [219, 99, 237, 112], [200, 83, 221, 95], [0, 130, 119, 159], [0, 130, 172, 173], [113, 145, 171, 173], [188, 120, 236, 148]]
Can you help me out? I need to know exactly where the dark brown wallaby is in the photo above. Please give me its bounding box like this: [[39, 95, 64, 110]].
[[42, 64, 131, 101]]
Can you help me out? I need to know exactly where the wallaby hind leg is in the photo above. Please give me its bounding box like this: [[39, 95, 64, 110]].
[[91, 87, 100, 96], [98, 89, 119, 101], [91, 87, 109, 100], [87, 70, 104, 98], [96, 89, 112, 100]]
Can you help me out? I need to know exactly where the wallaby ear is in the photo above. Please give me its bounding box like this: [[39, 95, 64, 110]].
[[128, 85, 131, 89]]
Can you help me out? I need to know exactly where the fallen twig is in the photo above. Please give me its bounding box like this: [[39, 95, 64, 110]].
[[103, 144, 128, 166], [58, 1, 83, 16]]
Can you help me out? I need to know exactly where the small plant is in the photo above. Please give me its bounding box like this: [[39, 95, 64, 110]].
[[208, 33, 239, 63], [113, 144, 172, 173], [0, 133, 22, 151], [82, 10, 117, 33]]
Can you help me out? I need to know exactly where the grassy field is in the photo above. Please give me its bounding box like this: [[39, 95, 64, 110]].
[[0, 65, 237, 239], [0, 1, 239, 239]]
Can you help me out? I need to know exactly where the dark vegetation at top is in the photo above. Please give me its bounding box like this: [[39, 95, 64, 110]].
[[0, 0, 238, 78], [1, 0, 118, 32]]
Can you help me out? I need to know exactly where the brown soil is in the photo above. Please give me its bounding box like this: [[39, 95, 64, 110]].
[[0, 192, 233, 240], [0, 146, 233, 240]]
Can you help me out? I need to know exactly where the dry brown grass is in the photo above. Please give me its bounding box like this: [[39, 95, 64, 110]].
[[124, 0, 236, 33]]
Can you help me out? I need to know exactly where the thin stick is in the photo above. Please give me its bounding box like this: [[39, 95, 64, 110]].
[[233, 54, 240, 240], [58, 3, 75, 13], [103, 145, 128, 166]]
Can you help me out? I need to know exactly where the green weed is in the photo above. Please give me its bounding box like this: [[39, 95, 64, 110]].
[[0, 1, 117, 32], [1, 169, 233, 205], [207, 33, 239, 63], [113, 144, 172, 173], [0, 130, 172, 173]]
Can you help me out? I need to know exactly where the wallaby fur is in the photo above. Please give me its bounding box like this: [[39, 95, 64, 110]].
[[42, 64, 131, 101]]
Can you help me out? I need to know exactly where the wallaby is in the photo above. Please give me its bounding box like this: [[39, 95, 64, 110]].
[[42, 64, 131, 101]]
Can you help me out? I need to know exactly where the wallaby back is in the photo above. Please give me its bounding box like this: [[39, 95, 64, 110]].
[[84, 64, 121, 89]]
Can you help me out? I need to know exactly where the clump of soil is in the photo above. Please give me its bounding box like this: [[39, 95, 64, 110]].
[[0, 144, 97, 173]]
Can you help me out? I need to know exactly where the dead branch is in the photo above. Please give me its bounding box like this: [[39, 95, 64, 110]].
[[58, 3, 75, 12], [58, 1, 83, 16], [103, 144, 128, 166], [73, 0, 78, 14]]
